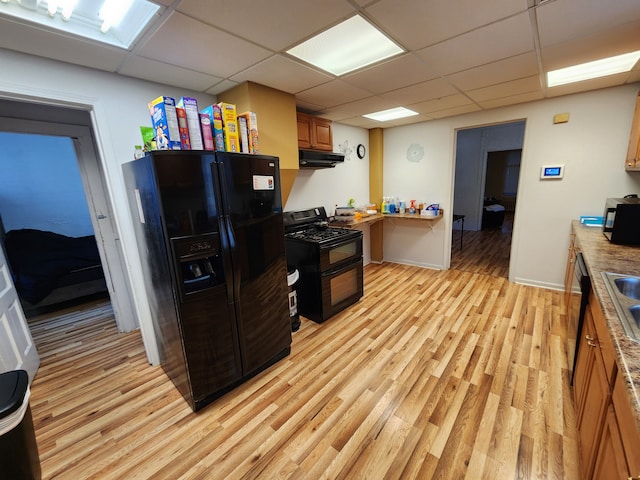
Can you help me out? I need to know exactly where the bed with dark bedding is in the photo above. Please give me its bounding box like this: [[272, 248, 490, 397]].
[[3, 229, 108, 313]]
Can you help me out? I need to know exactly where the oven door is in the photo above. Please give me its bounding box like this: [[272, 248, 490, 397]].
[[320, 257, 363, 322], [319, 236, 362, 271]]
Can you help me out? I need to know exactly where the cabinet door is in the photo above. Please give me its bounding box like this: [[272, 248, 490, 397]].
[[626, 91, 640, 170], [574, 307, 610, 478], [592, 405, 631, 479], [613, 374, 640, 476], [297, 112, 312, 149], [311, 117, 333, 151]]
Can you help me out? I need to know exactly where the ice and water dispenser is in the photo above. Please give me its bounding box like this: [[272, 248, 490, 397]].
[[172, 233, 225, 296]]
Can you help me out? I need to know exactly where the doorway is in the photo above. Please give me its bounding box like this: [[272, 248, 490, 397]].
[[0, 99, 137, 334], [451, 121, 525, 279]]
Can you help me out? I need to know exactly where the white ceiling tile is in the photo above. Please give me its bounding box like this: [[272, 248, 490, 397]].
[[205, 80, 240, 96], [136, 12, 271, 77], [230, 55, 333, 94], [366, 0, 529, 50], [0, 18, 126, 72], [477, 91, 544, 110], [427, 104, 482, 119], [176, 0, 355, 51], [341, 54, 439, 94], [296, 80, 373, 109], [385, 114, 433, 127], [379, 78, 459, 105], [410, 94, 475, 114], [119, 56, 223, 91], [536, 0, 640, 48], [627, 70, 640, 83], [540, 21, 640, 72], [415, 12, 534, 76], [446, 52, 539, 91], [465, 76, 541, 103], [322, 96, 399, 118]]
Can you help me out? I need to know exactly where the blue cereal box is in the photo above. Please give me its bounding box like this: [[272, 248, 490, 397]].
[[200, 104, 225, 151], [148, 96, 181, 150]]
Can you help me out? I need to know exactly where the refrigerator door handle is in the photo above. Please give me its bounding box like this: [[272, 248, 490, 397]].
[[217, 160, 242, 303]]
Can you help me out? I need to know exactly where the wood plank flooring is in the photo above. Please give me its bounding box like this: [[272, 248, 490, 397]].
[[450, 212, 513, 278], [28, 243, 579, 479]]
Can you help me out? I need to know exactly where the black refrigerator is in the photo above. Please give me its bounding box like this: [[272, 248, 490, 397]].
[[123, 150, 291, 412]]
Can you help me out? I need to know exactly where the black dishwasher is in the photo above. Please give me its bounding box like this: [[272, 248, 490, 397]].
[[570, 252, 591, 383]]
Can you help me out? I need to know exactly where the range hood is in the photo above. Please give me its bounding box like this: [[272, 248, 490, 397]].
[[299, 149, 345, 169]]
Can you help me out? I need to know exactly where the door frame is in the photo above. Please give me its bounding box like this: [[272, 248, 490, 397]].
[[0, 116, 138, 334], [450, 120, 526, 282]]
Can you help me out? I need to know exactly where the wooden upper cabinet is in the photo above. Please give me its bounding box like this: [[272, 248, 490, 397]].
[[626, 91, 640, 171], [297, 112, 333, 151]]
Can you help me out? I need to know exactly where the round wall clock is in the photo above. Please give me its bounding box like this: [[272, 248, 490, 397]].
[[356, 144, 366, 159]]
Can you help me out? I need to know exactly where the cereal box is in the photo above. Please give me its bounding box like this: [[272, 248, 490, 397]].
[[148, 96, 181, 150], [238, 115, 250, 153], [218, 102, 239, 153], [199, 113, 214, 151], [176, 107, 191, 150], [177, 97, 203, 150], [238, 111, 259, 154], [200, 104, 225, 151]]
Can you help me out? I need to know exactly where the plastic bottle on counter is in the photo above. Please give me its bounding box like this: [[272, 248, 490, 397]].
[[381, 197, 387, 214]]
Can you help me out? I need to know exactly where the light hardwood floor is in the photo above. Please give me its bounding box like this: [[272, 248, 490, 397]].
[[450, 212, 513, 279], [29, 235, 579, 479]]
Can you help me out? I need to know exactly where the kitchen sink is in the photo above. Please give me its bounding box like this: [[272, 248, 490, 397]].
[[614, 276, 640, 300], [602, 272, 640, 342], [630, 305, 640, 328]]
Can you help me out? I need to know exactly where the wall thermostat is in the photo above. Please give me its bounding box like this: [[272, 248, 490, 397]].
[[540, 165, 564, 179]]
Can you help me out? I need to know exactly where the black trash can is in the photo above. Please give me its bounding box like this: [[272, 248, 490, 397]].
[[0, 370, 41, 480], [287, 268, 300, 332]]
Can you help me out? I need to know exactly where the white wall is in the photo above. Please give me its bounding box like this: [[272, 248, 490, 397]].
[[0, 48, 216, 364], [384, 83, 640, 288]]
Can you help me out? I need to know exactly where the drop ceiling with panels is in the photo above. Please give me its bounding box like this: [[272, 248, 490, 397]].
[[1, 0, 639, 128]]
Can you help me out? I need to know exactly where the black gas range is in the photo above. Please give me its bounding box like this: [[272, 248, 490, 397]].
[[283, 207, 363, 323]]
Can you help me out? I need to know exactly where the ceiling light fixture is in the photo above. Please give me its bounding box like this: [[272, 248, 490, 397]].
[[0, 0, 159, 48], [363, 107, 419, 122], [99, 0, 132, 33], [286, 15, 404, 76], [547, 50, 640, 87]]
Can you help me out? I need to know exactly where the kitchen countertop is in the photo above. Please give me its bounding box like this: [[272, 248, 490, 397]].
[[572, 220, 640, 431], [330, 211, 443, 228]]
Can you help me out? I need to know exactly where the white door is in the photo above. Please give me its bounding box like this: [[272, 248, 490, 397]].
[[0, 244, 39, 381]]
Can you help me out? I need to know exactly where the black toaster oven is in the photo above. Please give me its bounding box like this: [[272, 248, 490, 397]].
[[603, 197, 640, 245]]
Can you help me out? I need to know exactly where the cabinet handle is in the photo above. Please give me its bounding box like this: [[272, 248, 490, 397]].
[[588, 341, 598, 347], [586, 335, 595, 341]]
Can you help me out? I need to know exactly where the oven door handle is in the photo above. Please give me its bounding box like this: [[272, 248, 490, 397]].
[[321, 257, 362, 277]]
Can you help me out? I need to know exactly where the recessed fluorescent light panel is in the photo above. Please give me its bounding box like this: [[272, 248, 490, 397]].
[[363, 107, 419, 122], [547, 50, 640, 87], [286, 15, 404, 76], [0, 0, 159, 49]]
